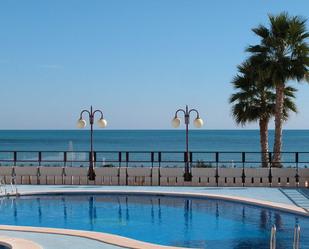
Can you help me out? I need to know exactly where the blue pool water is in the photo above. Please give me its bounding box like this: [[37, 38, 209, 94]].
[[0, 194, 308, 249]]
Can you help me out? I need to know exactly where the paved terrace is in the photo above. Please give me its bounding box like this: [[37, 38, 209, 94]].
[[0, 230, 125, 249], [0, 186, 308, 249]]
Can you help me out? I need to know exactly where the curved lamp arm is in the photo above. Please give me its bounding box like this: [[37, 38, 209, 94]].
[[189, 109, 200, 118], [174, 109, 186, 118], [93, 109, 104, 119], [79, 110, 91, 119]]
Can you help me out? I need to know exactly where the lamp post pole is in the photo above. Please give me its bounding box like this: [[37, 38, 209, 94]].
[[77, 106, 107, 181], [172, 105, 203, 181]]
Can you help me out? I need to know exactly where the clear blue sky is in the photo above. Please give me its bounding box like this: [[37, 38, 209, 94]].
[[0, 0, 308, 129]]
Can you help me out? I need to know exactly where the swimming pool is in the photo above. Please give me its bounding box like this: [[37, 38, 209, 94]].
[[0, 193, 308, 249]]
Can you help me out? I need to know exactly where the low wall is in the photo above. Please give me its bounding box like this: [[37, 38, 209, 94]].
[[0, 166, 308, 187]]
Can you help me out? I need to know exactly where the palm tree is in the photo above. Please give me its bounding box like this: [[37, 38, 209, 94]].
[[230, 61, 297, 167], [247, 12, 309, 166]]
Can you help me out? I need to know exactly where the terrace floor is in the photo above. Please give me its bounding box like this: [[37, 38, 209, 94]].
[[0, 230, 125, 249]]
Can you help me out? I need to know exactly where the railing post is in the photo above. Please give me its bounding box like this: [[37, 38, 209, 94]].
[[88, 152, 92, 166], [268, 152, 272, 187], [242, 152, 246, 187], [118, 152, 122, 185], [215, 152, 219, 187], [295, 152, 299, 188], [64, 152, 67, 167], [118, 152, 122, 168], [37, 165, 41, 185], [126, 152, 129, 185], [158, 152, 161, 186], [126, 152, 129, 167], [150, 152, 154, 185], [184, 151, 188, 166], [61, 151, 66, 184], [62, 166, 66, 184], [13, 151, 17, 166], [151, 152, 154, 168], [12, 167, 16, 184], [38, 152, 42, 166]]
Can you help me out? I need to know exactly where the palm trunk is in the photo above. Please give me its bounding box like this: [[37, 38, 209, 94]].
[[273, 84, 284, 167], [259, 118, 269, 167]]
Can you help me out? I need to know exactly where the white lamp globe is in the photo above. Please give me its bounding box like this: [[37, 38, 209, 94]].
[[98, 118, 107, 128], [171, 117, 181, 128], [77, 119, 86, 128], [194, 118, 203, 128]]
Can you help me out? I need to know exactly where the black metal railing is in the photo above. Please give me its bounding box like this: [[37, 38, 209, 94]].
[[0, 151, 308, 169], [0, 151, 308, 187]]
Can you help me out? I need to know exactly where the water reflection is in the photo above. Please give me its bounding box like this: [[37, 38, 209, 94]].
[[184, 199, 189, 231], [117, 197, 122, 223], [158, 198, 162, 224], [233, 239, 267, 249], [216, 202, 219, 218], [150, 199, 154, 223], [62, 197, 67, 223], [12, 198, 17, 222], [241, 206, 246, 223], [274, 213, 283, 230], [37, 198, 42, 223], [88, 196, 96, 229], [260, 210, 268, 229], [125, 196, 129, 221]]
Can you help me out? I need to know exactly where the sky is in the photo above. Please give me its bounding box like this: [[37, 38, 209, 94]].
[[0, 0, 308, 129]]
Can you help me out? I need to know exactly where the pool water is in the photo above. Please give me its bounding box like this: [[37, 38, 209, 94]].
[[0, 194, 308, 249]]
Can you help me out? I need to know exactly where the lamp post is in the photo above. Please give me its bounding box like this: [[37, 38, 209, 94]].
[[172, 105, 203, 181], [77, 106, 107, 181]]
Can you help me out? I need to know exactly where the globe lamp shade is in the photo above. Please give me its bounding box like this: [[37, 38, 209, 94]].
[[194, 117, 203, 128], [98, 118, 107, 128], [171, 117, 181, 128], [77, 119, 87, 128]]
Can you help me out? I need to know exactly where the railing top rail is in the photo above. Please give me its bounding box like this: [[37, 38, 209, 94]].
[[0, 150, 309, 153]]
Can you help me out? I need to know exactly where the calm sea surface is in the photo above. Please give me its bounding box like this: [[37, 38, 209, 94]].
[[0, 130, 308, 152]]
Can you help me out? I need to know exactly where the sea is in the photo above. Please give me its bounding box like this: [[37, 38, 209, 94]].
[[0, 129, 308, 151], [0, 130, 308, 167]]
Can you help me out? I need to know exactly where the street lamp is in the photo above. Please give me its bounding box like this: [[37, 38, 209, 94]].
[[77, 106, 107, 180], [172, 105, 203, 181]]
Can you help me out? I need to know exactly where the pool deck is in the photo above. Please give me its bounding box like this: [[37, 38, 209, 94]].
[[0, 185, 309, 249]]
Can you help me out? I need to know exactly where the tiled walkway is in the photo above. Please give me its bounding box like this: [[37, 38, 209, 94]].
[[0, 230, 125, 249], [281, 189, 309, 211]]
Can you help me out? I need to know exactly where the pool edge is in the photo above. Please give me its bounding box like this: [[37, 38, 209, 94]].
[[0, 225, 191, 249], [0, 235, 42, 249]]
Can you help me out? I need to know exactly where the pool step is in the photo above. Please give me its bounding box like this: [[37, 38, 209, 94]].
[[280, 189, 309, 212]]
